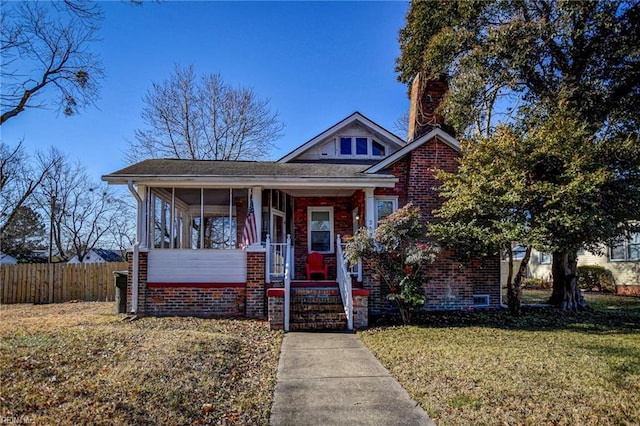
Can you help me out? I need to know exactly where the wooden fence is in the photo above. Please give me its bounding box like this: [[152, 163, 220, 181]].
[[0, 262, 128, 304]]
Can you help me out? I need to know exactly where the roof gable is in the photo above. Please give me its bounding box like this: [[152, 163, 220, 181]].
[[277, 112, 405, 163], [364, 128, 460, 174]]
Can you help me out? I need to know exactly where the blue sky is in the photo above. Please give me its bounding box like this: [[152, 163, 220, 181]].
[[2, 1, 411, 181]]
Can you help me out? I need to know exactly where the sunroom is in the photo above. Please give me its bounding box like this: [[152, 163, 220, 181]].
[[102, 159, 398, 319]]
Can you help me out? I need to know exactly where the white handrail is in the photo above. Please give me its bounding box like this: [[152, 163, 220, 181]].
[[336, 234, 353, 330], [265, 234, 271, 284], [266, 234, 288, 283], [284, 234, 291, 332]]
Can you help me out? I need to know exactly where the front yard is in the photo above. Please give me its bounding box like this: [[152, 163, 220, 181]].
[[0, 302, 283, 425], [359, 292, 640, 425]]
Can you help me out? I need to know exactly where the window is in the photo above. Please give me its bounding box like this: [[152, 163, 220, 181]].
[[149, 187, 245, 250], [308, 207, 334, 253], [340, 137, 352, 155], [372, 141, 385, 156], [375, 197, 398, 224], [539, 252, 552, 264], [610, 232, 640, 262], [337, 137, 386, 158], [356, 137, 368, 155]]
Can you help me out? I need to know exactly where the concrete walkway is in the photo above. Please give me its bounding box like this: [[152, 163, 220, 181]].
[[270, 332, 435, 426]]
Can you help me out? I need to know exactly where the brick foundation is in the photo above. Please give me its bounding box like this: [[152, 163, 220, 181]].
[[246, 250, 266, 318], [616, 285, 640, 297], [353, 289, 370, 329], [267, 288, 284, 330], [145, 284, 245, 317]]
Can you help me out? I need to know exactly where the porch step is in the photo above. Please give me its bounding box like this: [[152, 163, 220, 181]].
[[290, 287, 347, 331]]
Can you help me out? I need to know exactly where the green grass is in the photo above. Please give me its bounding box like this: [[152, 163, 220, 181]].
[[0, 302, 283, 425], [359, 291, 640, 426]]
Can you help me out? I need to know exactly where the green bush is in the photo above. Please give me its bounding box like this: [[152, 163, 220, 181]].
[[522, 277, 552, 289], [577, 265, 616, 293]]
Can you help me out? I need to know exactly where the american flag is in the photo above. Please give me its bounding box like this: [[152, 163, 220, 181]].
[[242, 198, 258, 248]]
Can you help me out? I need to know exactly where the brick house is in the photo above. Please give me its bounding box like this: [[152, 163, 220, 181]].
[[102, 76, 501, 330]]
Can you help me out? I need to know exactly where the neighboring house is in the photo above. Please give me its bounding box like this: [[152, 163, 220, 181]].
[[500, 236, 640, 295], [102, 75, 501, 329], [67, 249, 124, 264], [0, 252, 17, 264]]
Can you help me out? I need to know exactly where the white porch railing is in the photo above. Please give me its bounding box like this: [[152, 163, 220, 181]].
[[265, 234, 292, 284], [337, 234, 354, 331], [283, 235, 292, 332]]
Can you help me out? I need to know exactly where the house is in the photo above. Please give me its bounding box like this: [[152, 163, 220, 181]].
[[67, 248, 124, 264], [0, 252, 17, 264], [525, 240, 640, 296], [102, 75, 501, 330]]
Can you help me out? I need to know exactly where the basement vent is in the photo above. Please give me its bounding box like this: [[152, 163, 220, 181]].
[[473, 294, 490, 307]]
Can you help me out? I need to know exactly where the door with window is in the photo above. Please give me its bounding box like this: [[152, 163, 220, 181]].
[[308, 207, 334, 254]]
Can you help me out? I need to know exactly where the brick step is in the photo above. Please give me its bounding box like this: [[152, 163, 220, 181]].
[[291, 303, 345, 313], [291, 311, 347, 321], [289, 319, 348, 331], [290, 296, 343, 305], [288, 286, 348, 331]]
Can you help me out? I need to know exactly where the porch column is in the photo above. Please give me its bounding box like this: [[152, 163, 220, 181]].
[[251, 186, 262, 246], [365, 188, 376, 230]]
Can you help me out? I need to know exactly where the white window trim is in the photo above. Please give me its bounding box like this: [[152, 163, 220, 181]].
[[374, 196, 398, 225], [337, 136, 386, 159], [308, 206, 334, 254], [609, 234, 640, 262], [539, 252, 552, 265]]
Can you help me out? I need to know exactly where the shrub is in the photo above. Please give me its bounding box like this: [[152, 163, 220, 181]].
[[345, 203, 438, 324], [522, 277, 552, 289], [577, 265, 616, 293]]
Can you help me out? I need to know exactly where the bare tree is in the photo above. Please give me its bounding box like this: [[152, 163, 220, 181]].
[[0, 0, 104, 125], [127, 64, 285, 162], [35, 152, 131, 262], [0, 142, 61, 236]]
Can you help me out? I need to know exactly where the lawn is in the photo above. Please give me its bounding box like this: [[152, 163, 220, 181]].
[[0, 302, 283, 425], [359, 292, 640, 426]]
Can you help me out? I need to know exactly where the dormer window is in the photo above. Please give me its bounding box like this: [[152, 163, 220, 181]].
[[339, 137, 386, 157], [340, 137, 352, 155], [372, 141, 385, 156]]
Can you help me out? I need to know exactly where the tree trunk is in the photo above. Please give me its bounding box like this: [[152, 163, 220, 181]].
[[549, 250, 590, 311], [506, 246, 531, 317]]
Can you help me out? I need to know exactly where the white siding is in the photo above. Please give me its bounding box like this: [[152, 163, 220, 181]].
[[513, 247, 640, 286], [147, 250, 247, 283]]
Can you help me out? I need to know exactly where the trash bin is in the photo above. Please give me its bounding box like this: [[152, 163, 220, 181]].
[[114, 271, 128, 314]]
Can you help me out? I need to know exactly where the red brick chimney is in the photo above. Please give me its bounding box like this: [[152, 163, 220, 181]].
[[407, 72, 451, 142]]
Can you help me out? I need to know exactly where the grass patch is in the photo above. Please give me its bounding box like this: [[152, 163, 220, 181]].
[[0, 302, 283, 425], [359, 291, 640, 425]]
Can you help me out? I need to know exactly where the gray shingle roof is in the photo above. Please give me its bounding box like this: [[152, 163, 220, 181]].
[[105, 159, 386, 179]]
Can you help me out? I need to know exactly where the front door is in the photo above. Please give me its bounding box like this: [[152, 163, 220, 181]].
[[271, 210, 286, 243]]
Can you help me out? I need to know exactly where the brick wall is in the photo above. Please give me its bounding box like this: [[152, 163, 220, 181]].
[[364, 138, 502, 314], [353, 289, 370, 328], [293, 196, 357, 280], [144, 284, 245, 317], [126, 248, 271, 317], [126, 250, 148, 314], [266, 288, 284, 330], [246, 250, 266, 318]]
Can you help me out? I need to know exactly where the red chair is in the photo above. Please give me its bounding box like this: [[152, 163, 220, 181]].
[[305, 252, 329, 280]]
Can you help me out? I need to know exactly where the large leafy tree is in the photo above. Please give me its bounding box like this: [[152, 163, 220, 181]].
[[127, 64, 285, 162], [398, 0, 640, 311]]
